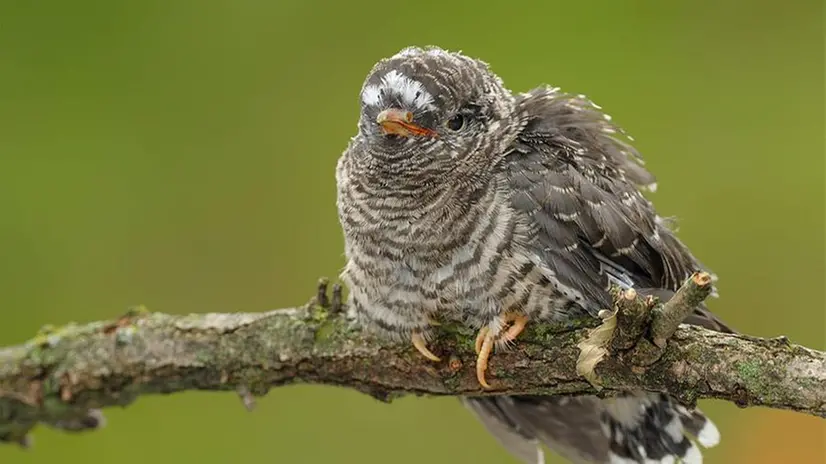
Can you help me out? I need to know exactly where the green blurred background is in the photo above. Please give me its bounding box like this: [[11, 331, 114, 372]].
[[1, 1, 823, 463]]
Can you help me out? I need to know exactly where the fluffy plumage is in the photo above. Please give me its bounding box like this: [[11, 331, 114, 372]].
[[336, 45, 730, 463]]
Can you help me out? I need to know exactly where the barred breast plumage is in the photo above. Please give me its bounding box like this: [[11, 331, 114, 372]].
[[337, 153, 593, 339], [336, 45, 730, 464]]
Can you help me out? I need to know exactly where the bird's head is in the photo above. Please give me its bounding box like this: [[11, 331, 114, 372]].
[[353, 46, 520, 187]]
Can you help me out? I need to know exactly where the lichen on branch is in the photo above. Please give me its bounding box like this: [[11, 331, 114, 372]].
[[0, 278, 824, 448]]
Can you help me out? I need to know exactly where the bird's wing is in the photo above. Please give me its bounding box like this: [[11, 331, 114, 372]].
[[461, 397, 548, 464], [505, 86, 726, 330], [465, 87, 730, 464]]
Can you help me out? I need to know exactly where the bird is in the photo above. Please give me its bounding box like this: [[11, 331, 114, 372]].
[[335, 45, 731, 464]]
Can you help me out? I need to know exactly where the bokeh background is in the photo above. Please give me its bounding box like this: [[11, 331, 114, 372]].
[[1, 1, 823, 463]]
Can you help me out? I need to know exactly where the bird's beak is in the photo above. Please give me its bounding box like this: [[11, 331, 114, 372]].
[[376, 108, 437, 138]]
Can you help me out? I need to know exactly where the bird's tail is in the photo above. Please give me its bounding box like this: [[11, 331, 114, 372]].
[[600, 393, 721, 463], [462, 393, 720, 464]]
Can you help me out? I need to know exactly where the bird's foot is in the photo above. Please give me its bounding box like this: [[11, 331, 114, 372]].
[[411, 331, 441, 362], [474, 312, 529, 389], [501, 312, 529, 343]]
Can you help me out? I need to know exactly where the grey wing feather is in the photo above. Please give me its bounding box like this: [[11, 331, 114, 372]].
[[506, 86, 720, 314], [464, 396, 609, 464], [503, 396, 611, 464], [465, 87, 732, 464], [461, 398, 546, 464]]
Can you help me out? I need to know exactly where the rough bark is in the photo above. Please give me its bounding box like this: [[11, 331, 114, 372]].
[[0, 276, 824, 447]]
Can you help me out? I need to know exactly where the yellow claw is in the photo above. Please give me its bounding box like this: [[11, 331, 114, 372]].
[[502, 313, 529, 343], [411, 332, 441, 362], [474, 313, 530, 389], [474, 326, 490, 354], [475, 328, 495, 389]]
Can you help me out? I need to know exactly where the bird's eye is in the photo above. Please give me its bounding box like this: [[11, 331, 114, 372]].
[[446, 114, 465, 131]]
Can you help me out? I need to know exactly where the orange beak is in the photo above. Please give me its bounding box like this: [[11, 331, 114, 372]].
[[376, 108, 437, 137]]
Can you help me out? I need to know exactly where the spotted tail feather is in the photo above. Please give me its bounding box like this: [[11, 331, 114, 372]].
[[602, 393, 720, 464], [462, 393, 720, 464]]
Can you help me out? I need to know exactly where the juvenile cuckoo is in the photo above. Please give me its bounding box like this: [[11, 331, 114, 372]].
[[335, 46, 729, 464]]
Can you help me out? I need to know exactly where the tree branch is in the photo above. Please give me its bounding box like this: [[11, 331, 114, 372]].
[[1, 277, 824, 447]]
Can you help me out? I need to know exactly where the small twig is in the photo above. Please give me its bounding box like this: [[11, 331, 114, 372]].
[[650, 272, 714, 348], [316, 278, 330, 307], [331, 283, 343, 314], [236, 385, 256, 412], [610, 288, 653, 351]]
